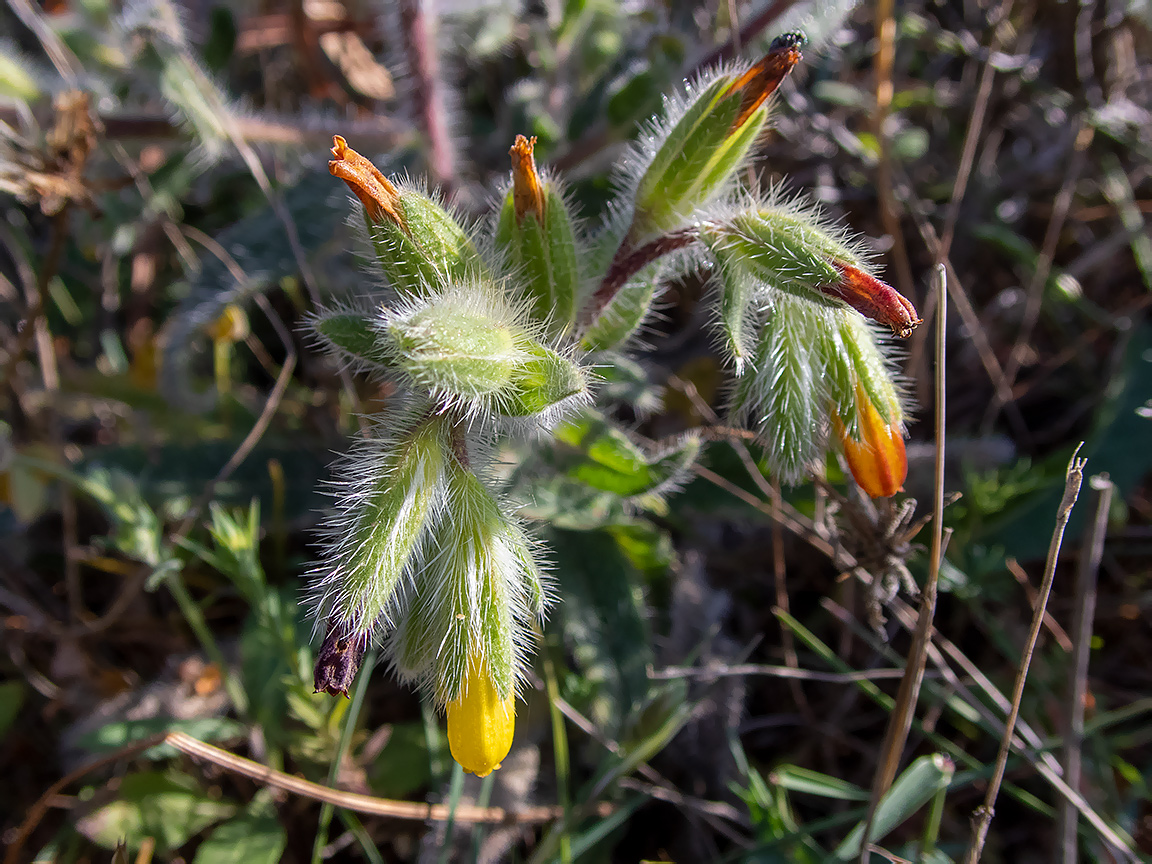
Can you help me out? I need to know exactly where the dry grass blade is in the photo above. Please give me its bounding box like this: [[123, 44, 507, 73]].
[[5, 730, 604, 863], [963, 444, 1088, 863], [1059, 474, 1115, 864], [858, 264, 947, 862]]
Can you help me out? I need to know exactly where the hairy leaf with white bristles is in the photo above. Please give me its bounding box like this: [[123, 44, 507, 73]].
[[367, 186, 481, 298], [311, 309, 392, 370], [494, 184, 581, 338], [731, 294, 831, 483], [580, 264, 660, 352], [388, 457, 548, 704], [306, 409, 451, 635]]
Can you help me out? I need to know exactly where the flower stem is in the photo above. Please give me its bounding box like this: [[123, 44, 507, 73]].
[[583, 230, 696, 325]]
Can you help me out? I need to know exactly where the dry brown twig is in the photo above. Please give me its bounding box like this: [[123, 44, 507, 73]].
[[5, 730, 608, 864], [857, 263, 947, 862], [963, 444, 1090, 863], [1058, 474, 1115, 864]]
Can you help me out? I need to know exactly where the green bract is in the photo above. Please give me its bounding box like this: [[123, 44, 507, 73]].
[[495, 185, 580, 337], [313, 410, 450, 633], [703, 205, 855, 301], [630, 77, 771, 241], [390, 458, 542, 704], [580, 263, 660, 352], [386, 296, 523, 400], [368, 188, 481, 298]]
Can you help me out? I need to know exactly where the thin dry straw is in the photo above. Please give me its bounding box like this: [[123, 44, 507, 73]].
[[1058, 474, 1114, 864], [963, 445, 1089, 863], [857, 263, 946, 863]]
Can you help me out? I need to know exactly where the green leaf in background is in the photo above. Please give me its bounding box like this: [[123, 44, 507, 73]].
[[368, 722, 432, 799], [77, 771, 237, 852], [980, 323, 1152, 562], [76, 717, 246, 760], [592, 352, 664, 415], [554, 411, 700, 499], [606, 520, 674, 578], [192, 811, 286, 864], [771, 764, 870, 802], [0, 680, 25, 738], [515, 473, 630, 530], [832, 753, 954, 859], [549, 528, 652, 730]]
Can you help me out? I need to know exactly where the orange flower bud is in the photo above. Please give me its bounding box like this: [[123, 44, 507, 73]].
[[328, 135, 404, 228], [823, 263, 921, 338], [836, 383, 907, 498], [726, 32, 805, 132], [446, 655, 515, 777], [509, 134, 544, 223]]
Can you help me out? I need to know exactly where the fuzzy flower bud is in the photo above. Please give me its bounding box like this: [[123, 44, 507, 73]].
[[329, 135, 479, 297], [730, 294, 828, 482], [832, 312, 908, 498], [379, 283, 588, 421], [629, 32, 804, 241], [446, 654, 516, 777], [495, 135, 580, 336], [835, 382, 908, 498], [703, 201, 920, 338], [387, 456, 546, 773]]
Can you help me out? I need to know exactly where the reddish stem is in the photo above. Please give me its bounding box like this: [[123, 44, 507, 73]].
[[584, 230, 697, 324], [399, 0, 456, 194]]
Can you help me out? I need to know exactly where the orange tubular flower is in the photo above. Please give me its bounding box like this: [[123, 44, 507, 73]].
[[727, 31, 806, 132], [509, 134, 544, 223], [822, 263, 921, 338], [836, 383, 908, 498], [328, 135, 404, 228], [446, 656, 515, 777]]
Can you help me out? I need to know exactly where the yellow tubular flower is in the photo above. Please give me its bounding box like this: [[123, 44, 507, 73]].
[[446, 655, 515, 777], [835, 382, 908, 499]]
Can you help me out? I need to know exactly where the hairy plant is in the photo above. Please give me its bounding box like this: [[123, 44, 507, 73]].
[[307, 32, 919, 777]]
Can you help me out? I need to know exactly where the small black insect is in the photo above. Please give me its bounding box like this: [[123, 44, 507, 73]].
[[769, 31, 809, 52]]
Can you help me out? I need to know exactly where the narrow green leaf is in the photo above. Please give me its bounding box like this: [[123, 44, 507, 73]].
[[832, 754, 955, 859], [771, 765, 869, 801]]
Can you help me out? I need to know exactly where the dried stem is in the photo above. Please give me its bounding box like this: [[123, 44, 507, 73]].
[[963, 444, 1088, 864], [4, 731, 606, 863], [858, 264, 947, 862], [1058, 474, 1114, 864]]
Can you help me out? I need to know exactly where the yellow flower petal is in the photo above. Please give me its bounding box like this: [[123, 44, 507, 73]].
[[446, 656, 515, 778]]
